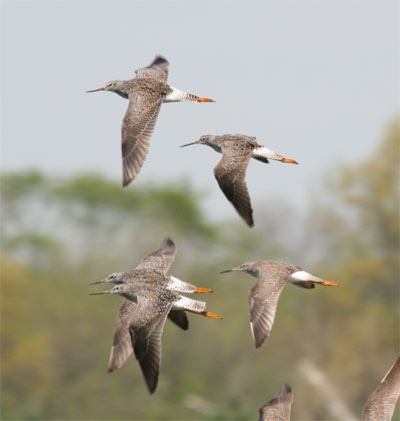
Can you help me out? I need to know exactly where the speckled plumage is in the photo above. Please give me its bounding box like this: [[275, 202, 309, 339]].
[[180, 134, 298, 227], [90, 238, 219, 393], [259, 384, 293, 421], [363, 357, 400, 421], [221, 260, 338, 348], [87, 56, 214, 187]]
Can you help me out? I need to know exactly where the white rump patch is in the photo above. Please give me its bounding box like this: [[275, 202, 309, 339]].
[[289, 270, 313, 282], [168, 276, 196, 293], [173, 296, 206, 313], [165, 87, 192, 102], [253, 147, 284, 161]]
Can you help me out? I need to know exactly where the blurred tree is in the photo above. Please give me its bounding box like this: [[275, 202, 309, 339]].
[[1, 118, 398, 420]]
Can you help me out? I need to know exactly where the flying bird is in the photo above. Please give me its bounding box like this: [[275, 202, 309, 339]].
[[362, 357, 400, 421], [87, 56, 215, 186], [180, 134, 298, 227], [221, 260, 338, 348], [259, 384, 293, 421], [90, 238, 221, 394]]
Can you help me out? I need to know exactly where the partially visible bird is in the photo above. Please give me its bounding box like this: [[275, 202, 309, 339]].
[[90, 238, 221, 394], [363, 357, 400, 421], [87, 56, 215, 186], [221, 260, 338, 348], [180, 134, 298, 227], [259, 384, 294, 421]]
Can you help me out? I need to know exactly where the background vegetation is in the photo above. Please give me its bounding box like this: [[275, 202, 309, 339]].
[[1, 119, 399, 420]]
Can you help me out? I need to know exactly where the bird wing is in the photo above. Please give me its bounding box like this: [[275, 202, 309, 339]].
[[248, 273, 287, 347], [130, 296, 173, 394], [259, 384, 293, 421], [213, 148, 254, 227], [135, 238, 176, 274], [121, 91, 163, 186], [363, 357, 400, 420], [135, 56, 169, 82], [108, 299, 137, 373], [108, 296, 187, 374], [167, 310, 189, 330]]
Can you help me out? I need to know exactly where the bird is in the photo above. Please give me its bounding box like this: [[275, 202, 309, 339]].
[[90, 238, 221, 394], [220, 260, 338, 348], [87, 56, 215, 187], [259, 384, 293, 421], [180, 134, 298, 227], [362, 356, 400, 421]]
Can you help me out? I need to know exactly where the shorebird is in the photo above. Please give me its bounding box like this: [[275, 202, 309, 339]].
[[221, 260, 338, 348], [362, 357, 400, 421], [90, 238, 221, 394], [180, 134, 298, 227], [87, 56, 214, 187], [259, 384, 293, 421]]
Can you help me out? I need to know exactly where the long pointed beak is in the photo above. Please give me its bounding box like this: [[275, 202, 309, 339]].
[[86, 87, 106, 93], [281, 157, 298, 164], [89, 290, 111, 295], [220, 267, 238, 274], [90, 279, 106, 285], [180, 140, 201, 148]]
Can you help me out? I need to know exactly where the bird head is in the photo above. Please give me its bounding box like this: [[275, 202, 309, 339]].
[[180, 135, 220, 151], [89, 283, 137, 300], [90, 271, 127, 285], [220, 261, 260, 277], [86, 80, 128, 98]]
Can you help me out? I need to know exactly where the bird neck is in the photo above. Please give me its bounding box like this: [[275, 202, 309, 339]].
[[113, 89, 129, 99]]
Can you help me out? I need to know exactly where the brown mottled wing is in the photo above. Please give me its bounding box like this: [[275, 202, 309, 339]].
[[135, 238, 176, 274], [135, 56, 169, 82], [121, 92, 163, 186], [108, 299, 137, 373], [107, 297, 187, 374], [259, 385, 293, 421], [363, 357, 400, 421], [131, 298, 173, 394], [248, 272, 287, 348], [213, 149, 254, 227]]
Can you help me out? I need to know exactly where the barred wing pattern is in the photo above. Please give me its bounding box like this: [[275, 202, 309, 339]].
[[259, 384, 293, 421], [132, 303, 173, 394], [136, 238, 176, 274], [135, 56, 169, 82], [108, 299, 137, 373], [121, 92, 164, 186], [248, 272, 288, 348], [214, 150, 254, 227], [363, 357, 400, 421]]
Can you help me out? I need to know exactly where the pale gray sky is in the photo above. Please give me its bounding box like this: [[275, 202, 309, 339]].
[[2, 1, 398, 218]]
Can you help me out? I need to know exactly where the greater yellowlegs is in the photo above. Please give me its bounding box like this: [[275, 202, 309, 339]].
[[90, 238, 221, 393], [221, 260, 337, 347], [363, 357, 400, 420], [259, 384, 293, 421], [181, 134, 297, 227], [87, 56, 215, 186]]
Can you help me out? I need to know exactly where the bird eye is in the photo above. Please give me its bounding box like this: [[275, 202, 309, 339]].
[[107, 83, 113, 88]]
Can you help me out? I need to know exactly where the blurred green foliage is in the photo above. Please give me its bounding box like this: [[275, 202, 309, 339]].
[[1, 119, 399, 420]]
